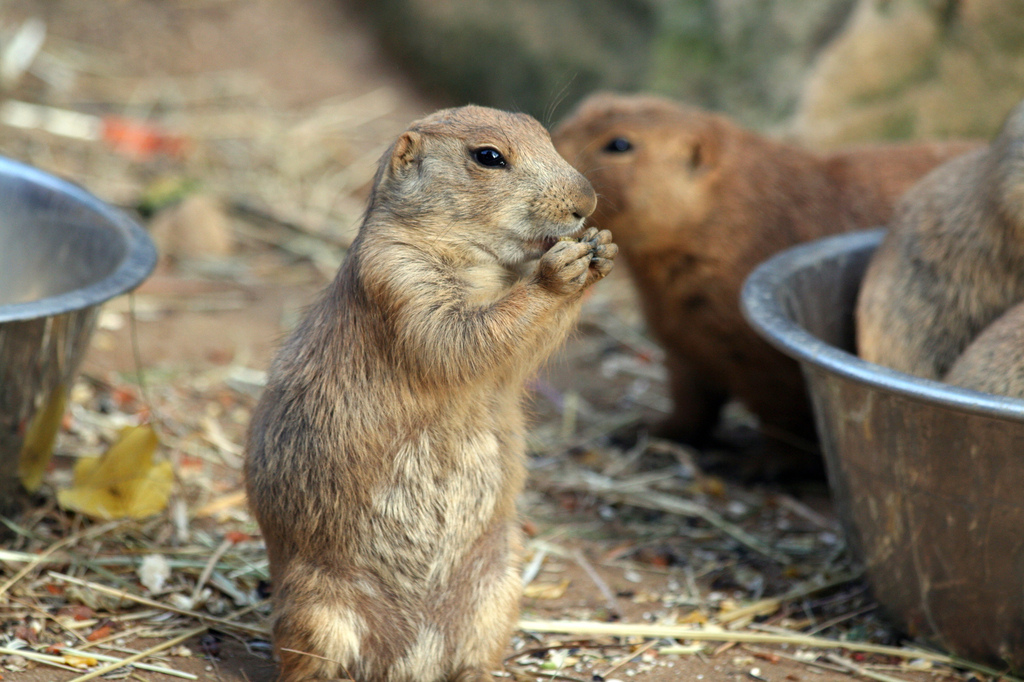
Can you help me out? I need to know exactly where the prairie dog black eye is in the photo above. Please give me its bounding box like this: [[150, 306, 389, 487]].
[[473, 147, 507, 167], [604, 137, 632, 153]]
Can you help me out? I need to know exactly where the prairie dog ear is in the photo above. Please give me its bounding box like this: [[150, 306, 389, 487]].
[[689, 140, 706, 170], [674, 130, 718, 173], [389, 131, 424, 175]]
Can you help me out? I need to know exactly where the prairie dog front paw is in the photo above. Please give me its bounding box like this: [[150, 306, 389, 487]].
[[537, 239, 593, 295], [583, 228, 617, 284]]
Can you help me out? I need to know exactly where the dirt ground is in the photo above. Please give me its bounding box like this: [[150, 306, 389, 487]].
[[0, 2, 1000, 682]]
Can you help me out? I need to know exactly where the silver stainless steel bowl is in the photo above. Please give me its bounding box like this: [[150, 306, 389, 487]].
[[742, 228, 1024, 671], [0, 156, 156, 514]]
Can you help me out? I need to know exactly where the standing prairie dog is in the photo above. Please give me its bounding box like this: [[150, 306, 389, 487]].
[[552, 92, 975, 448], [857, 99, 1024, 380], [245, 106, 616, 682]]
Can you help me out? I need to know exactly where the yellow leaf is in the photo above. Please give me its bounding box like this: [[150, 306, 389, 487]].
[[18, 385, 68, 492], [57, 425, 173, 520], [63, 654, 98, 668], [680, 609, 708, 624], [194, 490, 247, 518], [523, 579, 570, 600]]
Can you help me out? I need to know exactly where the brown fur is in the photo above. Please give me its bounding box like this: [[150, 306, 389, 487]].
[[857, 99, 1024, 380], [552, 92, 976, 446], [945, 301, 1024, 398], [244, 105, 616, 682]]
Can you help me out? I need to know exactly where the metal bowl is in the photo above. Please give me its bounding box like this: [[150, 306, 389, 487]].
[[741, 228, 1024, 670], [0, 156, 156, 514]]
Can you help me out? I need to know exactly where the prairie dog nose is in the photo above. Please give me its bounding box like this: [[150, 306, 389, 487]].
[[569, 175, 597, 220]]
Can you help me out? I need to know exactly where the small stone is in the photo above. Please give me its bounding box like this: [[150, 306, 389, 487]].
[[149, 194, 235, 264], [4, 654, 28, 670], [138, 554, 171, 593]]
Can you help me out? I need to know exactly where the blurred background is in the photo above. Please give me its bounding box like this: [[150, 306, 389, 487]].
[[359, 0, 1024, 143]]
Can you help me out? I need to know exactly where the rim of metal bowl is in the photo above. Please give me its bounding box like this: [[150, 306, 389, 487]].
[[741, 228, 1024, 422], [0, 156, 157, 324]]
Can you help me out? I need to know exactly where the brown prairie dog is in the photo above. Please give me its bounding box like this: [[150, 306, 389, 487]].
[[857, 99, 1024, 381], [552, 92, 975, 447], [244, 105, 616, 682], [945, 301, 1024, 398]]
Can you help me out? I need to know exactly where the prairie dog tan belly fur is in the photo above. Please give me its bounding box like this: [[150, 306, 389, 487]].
[[245, 105, 616, 682]]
